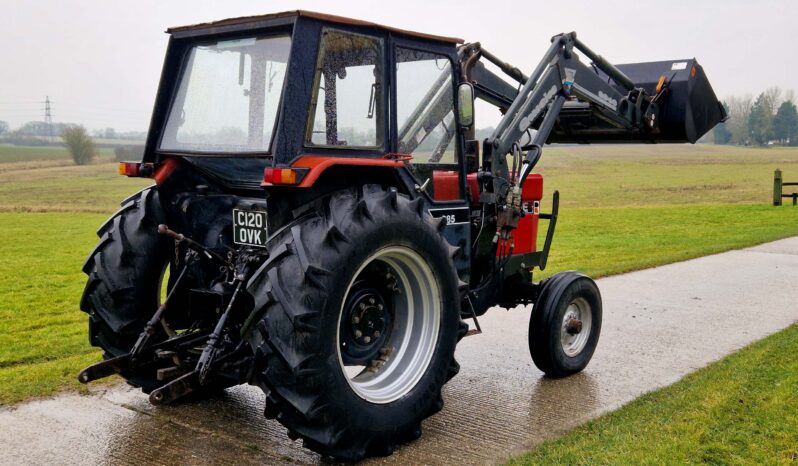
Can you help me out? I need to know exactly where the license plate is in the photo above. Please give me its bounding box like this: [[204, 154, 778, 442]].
[[233, 208, 268, 247]]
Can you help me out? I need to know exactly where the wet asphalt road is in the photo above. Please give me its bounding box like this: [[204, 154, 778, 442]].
[[2, 237, 798, 465]]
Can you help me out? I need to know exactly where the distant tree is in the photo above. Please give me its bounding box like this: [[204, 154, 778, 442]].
[[713, 102, 732, 144], [726, 95, 753, 145], [0, 120, 8, 135], [773, 101, 798, 146], [103, 127, 116, 139], [762, 86, 782, 115], [748, 93, 774, 146], [18, 121, 50, 136], [61, 125, 96, 165], [785, 89, 796, 105]]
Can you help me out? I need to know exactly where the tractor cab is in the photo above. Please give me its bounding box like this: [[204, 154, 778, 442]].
[[144, 11, 470, 202]]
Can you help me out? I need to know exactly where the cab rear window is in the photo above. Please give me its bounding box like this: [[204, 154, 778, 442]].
[[160, 35, 291, 153]]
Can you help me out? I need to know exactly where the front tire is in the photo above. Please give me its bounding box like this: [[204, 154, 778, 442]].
[[244, 185, 465, 460], [529, 271, 602, 377]]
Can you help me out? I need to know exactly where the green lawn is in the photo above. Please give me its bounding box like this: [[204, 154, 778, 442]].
[[0, 144, 796, 422], [543, 203, 798, 279], [508, 323, 798, 465], [0, 212, 110, 403]]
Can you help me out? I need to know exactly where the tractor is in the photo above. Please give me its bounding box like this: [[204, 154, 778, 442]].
[[78, 10, 725, 460]]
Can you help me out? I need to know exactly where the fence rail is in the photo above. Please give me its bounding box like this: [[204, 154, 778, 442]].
[[774, 169, 798, 206]]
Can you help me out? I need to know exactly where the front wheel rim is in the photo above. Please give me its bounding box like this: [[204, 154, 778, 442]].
[[336, 246, 441, 404], [560, 297, 592, 357]]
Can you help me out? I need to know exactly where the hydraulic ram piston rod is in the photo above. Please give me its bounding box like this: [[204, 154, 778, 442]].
[[570, 34, 635, 92]]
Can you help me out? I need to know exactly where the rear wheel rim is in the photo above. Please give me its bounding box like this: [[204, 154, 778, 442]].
[[560, 297, 592, 357], [336, 246, 441, 404]]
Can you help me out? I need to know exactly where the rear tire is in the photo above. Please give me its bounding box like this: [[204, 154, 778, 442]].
[[244, 185, 466, 460], [80, 188, 239, 397], [80, 188, 170, 392], [529, 271, 602, 378]]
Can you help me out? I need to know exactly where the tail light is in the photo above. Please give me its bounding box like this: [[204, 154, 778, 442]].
[[118, 162, 158, 179], [262, 167, 308, 186], [118, 162, 142, 177]]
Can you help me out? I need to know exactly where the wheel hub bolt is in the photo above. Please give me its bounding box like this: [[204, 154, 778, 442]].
[[368, 298, 375, 305], [363, 336, 371, 344], [355, 330, 363, 338], [352, 316, 360, 324], [565, 318, 583, 335], [359, 303, 366, 310], [373, 331, 381, 338], [377, 304, 383, 311]]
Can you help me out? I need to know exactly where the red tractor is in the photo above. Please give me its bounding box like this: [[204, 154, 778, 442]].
[[79, 11, 725, 460]]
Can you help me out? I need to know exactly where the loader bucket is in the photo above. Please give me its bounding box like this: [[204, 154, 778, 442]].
[[551, 58, 727, 143], [615, 59, 727, 143]]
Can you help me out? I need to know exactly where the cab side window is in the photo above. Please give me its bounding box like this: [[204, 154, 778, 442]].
[[306, 29, 384, 148], [395, 47, 460, 200]]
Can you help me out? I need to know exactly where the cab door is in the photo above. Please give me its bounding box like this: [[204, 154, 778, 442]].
[[390, 37, 470, 277]]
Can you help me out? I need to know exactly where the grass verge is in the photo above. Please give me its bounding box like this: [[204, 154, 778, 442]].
[[508, 324, 798, 465]]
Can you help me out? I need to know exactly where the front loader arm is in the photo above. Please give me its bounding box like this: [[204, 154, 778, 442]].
[[460, 32, 725, 304], [462, 31, 726, 185], [476, 33, 654, 186]]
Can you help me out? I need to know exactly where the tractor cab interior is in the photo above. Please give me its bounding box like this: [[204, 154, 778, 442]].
[[305, 29, 385, 148]]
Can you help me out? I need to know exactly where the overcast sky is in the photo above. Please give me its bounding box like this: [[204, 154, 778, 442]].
[[1, 0, 795, 132]]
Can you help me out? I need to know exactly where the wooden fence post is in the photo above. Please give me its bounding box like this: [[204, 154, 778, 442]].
[[774, 169, 782, 206]]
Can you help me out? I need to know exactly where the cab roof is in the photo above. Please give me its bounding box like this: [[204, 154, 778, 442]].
[[167, 10, 464, 44]]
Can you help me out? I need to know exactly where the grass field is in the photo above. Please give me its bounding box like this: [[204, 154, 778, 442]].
[[0, 159, 151, 212], [0, 145, 796, 424], [537, 144, 798, 208], [0, 144, 114, 164], [509, 323, 798, 465]]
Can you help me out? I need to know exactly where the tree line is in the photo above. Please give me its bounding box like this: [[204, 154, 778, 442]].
[[0, 119, 146, 144], [713, 87, 798, 146]]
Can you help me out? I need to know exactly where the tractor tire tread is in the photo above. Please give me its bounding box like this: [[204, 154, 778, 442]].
[[245, 185, 465, 460]]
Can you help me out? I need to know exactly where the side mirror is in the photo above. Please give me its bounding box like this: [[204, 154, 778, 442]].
[[457, 83, 475, 128]]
